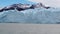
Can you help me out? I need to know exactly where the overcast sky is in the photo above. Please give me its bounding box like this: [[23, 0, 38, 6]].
[[0, 0, 60, 8], [0, 0, 35, 8], [28, 0, 60, 8]]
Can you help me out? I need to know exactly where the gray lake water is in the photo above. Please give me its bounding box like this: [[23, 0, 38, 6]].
[[0, 23, 60, 34]]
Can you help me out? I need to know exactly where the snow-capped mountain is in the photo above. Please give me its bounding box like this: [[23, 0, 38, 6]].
[[0, 3, 51, 12]]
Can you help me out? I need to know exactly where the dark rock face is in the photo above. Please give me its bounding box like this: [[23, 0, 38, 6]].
[[0, 3, 51, 12]]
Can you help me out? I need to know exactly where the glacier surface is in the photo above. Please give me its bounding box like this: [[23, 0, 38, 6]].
[[0, 8, 60, 24]]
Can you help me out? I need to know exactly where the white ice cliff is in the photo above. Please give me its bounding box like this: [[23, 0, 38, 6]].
[[0, 8, 60, 24]]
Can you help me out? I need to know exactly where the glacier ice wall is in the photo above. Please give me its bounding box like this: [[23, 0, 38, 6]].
[[0, 8, 60, 24]]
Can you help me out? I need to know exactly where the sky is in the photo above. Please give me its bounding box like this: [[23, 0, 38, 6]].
[[0, 0, 60, 8], [0, 0, 35, 8], [28, 0, 60, 8]]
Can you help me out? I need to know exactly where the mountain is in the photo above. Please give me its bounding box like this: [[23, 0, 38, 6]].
[[30, 3, 51, 9], [0, 3, 51, 12]]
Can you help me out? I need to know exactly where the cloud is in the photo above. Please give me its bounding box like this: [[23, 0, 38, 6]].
[[28, 0, 60, 8]]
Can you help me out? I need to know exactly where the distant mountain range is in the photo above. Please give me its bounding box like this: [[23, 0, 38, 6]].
[[0, 2, 51, 12]]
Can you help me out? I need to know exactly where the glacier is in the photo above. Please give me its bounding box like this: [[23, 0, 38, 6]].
[[0, 8, 60, 24]]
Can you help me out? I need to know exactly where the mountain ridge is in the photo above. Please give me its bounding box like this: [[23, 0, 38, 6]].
[[0, 2, 51, 12]]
